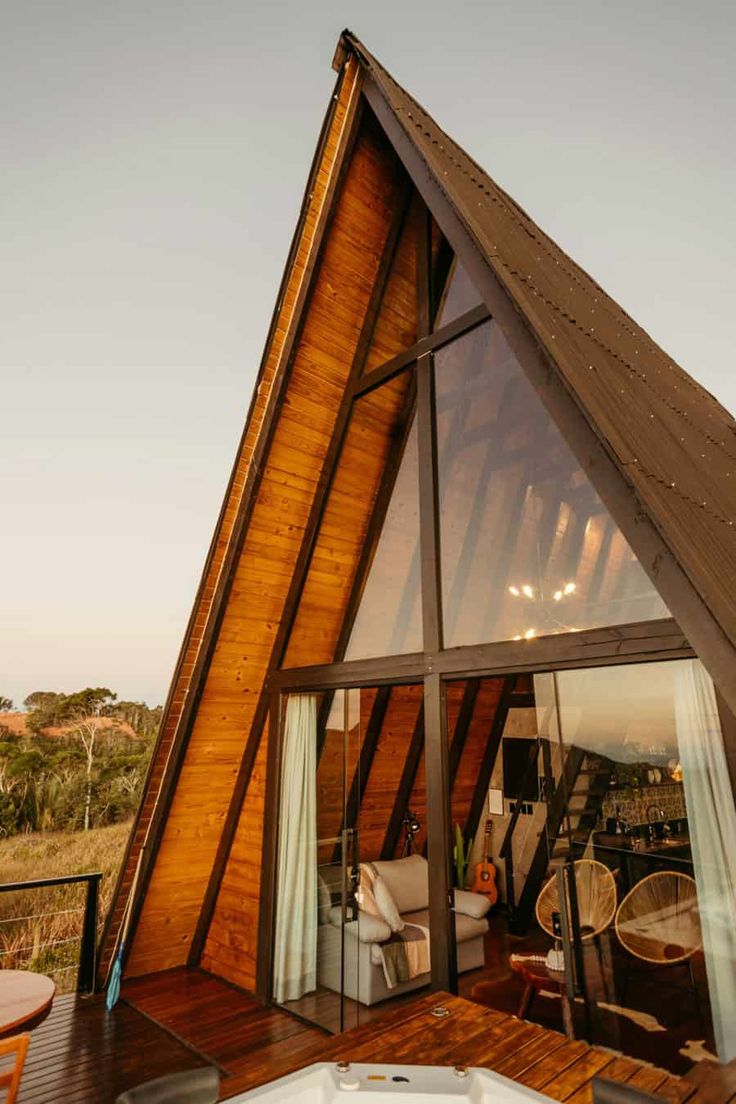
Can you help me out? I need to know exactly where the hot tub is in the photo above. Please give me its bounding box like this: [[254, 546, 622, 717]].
[[230, 1062, 553, 1103]]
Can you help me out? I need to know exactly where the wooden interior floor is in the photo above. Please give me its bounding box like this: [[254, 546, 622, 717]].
[[459, 915, 716, 1077]]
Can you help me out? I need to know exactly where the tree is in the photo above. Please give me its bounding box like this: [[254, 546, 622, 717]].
[[55, 688, 117, 831], [23, 691, 64, 734], [112, 701, 162, 740], [0, 696, 12, 712]]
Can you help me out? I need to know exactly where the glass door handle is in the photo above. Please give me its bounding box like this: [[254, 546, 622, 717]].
[[342, 828, 360, 922]]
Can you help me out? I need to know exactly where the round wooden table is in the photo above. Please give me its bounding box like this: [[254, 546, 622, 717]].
[[510, 954, 575, 1039], [0, 971, 55, 1038]]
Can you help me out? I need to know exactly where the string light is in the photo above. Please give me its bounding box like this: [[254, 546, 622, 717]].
[[508, 578, 578, 638]]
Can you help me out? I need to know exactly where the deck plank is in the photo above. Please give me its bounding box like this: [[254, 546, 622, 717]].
[[14, 971, 718, 1104]]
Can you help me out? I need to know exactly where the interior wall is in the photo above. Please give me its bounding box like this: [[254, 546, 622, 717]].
[[358, 683, 423, 860]]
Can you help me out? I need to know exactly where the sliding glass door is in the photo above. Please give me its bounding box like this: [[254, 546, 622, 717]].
[[271, 689, 363, 1032], [530, 659, 735, 1065]]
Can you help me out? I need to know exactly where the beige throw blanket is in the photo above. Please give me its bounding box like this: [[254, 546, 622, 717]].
[[357, 862, 431, 989], [376, 922, 431, 989]]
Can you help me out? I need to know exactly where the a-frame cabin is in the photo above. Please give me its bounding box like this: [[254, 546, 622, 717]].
[[101, 30, 736, 1070]]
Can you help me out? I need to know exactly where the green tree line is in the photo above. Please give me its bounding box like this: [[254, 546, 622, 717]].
[[0, 688, 160, 837]]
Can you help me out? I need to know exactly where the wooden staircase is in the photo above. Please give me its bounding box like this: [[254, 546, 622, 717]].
[[505, 746, 613, 935]]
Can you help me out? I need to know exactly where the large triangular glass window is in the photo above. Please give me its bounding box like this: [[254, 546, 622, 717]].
[[435, 320, 670, 647]]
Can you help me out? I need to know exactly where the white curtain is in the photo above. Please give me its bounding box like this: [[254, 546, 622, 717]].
[[272, 694, 318, 1003], [674, 659, 736, 1061]]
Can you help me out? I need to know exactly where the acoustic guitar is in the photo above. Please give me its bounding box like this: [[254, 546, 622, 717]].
[[470, 819, 498, 906]]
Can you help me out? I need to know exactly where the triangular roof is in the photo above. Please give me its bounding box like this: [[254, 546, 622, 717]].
[[101, 32, 736, 992], [340, 30, 736, 695]]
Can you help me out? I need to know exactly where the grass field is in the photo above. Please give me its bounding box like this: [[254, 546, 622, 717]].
[[0, 821, 132, 992]]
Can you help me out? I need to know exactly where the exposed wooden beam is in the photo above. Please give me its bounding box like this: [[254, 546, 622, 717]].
[[381, 703, 425, 860], [272, 617, 692, 692], [464, 676, 515, 849], [430, 235, 455, 325], [436, 617, 693, 680], [447, 680, 480, 790], [332, 685, 392, 864], [354, 303, 489, 398]]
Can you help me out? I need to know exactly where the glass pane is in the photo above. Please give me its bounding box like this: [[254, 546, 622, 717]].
[[283, 371, 418, 668], [436, 320, 669, 648], [435, 258, 483, 328], [273, 689, 363, 1032], [344, 416, 422, 661], [537, 660, 729, 1070]]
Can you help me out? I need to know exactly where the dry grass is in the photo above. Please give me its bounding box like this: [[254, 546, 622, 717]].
[[0, 821, 132, 992]]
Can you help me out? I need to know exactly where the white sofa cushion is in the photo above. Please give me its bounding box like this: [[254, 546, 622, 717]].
[[373, 873, 404, 932], [402, 907, 488, 944], [317, 874, 333, 925], [370, 854, 428, 915], [454, 888, 492, 919], [329, 905, 391, 944]]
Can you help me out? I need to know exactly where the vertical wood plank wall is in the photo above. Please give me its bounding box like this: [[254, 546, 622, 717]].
[[125, 99, 403, 978], [187, 129, 409, 988]]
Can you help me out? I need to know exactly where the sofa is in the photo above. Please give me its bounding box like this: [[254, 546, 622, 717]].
[[317, 853, 490, 1005]]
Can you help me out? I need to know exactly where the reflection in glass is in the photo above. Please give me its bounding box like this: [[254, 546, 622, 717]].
[[435, 259, 483, 328], [344, 416, 422, 660], [435, 321, 669, 647], [534, 659, 736, 1064], [273, 689, 363, 1033]]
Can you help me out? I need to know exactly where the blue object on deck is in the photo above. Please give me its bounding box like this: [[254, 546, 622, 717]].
[[105, 954, 122, 1011]]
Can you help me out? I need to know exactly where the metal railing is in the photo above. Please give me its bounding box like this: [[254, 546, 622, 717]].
[[0, 872, 102, 993]]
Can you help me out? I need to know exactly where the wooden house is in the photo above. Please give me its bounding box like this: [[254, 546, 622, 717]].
[[91, 29, 736, 1086]]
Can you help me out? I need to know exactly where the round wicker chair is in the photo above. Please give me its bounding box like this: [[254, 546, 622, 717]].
[[615, 871, 702, 965], [536, 859, 617, 940]]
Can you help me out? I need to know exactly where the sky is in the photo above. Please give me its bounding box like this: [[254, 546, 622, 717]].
[[1, 0, 734, 708]]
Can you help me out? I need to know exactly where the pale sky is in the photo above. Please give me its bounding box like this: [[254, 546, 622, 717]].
[[1, 0, 734, 708]]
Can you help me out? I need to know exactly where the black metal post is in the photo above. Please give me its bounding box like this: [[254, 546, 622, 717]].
[[77, 873, 101, 994]]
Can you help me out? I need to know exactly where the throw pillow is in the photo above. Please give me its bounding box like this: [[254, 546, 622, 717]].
[[317, 874, 332, 926], [372, 870, 405, 933]]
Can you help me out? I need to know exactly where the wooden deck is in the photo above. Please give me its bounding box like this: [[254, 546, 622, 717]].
[[14, 969, 731, 1103]]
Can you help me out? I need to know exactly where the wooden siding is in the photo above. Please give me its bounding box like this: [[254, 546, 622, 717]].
[[189, 126, 408, 989], [126, 103, 403, 980], [358, 683, 423, 859], [362, 198, 419, 374], [283, 370, 415, 669]]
